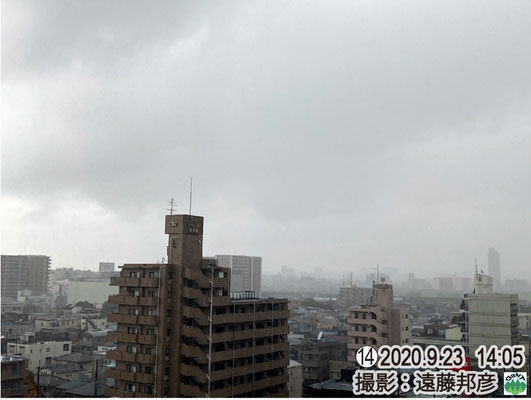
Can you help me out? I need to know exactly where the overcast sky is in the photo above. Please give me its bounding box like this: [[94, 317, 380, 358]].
[[2, 0, 530, 280]]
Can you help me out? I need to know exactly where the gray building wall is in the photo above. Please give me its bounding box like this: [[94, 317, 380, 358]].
[[216, 255, 262, 297]]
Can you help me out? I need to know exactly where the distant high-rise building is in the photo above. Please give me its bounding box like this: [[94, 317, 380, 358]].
[[216, 255, 262, 297], [460, 271, 518, 357], [338, 286, 372, 309], [105, 215, 289, 397], [487, 248, 501, 289], [431, 277, 454, 292], [347, 283, 410, 361], [1, 255, 50, 300], [99, 262, 115, 272]]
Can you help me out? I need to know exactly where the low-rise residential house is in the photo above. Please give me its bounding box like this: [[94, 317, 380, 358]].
[[6, 340, 72, 372]]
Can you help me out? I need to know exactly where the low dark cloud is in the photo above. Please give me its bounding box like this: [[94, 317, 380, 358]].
[[2, 0, 530, 280]]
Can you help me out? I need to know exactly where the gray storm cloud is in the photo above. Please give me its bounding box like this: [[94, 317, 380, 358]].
[[2, 0, 530, 279]]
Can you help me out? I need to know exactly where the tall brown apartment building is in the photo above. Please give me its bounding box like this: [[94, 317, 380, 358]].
[[105, 214, 289, 397]]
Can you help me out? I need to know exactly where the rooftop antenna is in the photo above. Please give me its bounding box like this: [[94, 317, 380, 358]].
[[189, 176, 193, 215], [167, 198, 176, 215], [475, 258, 479, 274]]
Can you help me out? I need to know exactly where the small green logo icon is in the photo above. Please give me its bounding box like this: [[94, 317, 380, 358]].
[[504, 373, 527, 396]]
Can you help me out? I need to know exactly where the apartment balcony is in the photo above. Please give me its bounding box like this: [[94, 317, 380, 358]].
[[138, 315, 158, 325], [136, 296, 157, 306], [182, 305, 209, 326], [210, 386, 236, 397], [180, 343, 208, 364], [136, 353, 156, 364], [213, 276, 229, 287], [106, 350, 155, 364], [347, 329, 383, 341], [213, 296, 230, 306], [107, 350, 136, 363], [183, 268, 210, 289], [180, 364, 208, 384], [213, 326, 287, 343], [179, 383, 205, 397], [183, 287, 211, 308], [108, 332, 137, 343], [108, 295, 139, 306], [137, 334, 157, 345], [109, 332, 157, 345], [107, 314, 138, 324], [181, 325, 208, 345], [104, 387, 121, 397]]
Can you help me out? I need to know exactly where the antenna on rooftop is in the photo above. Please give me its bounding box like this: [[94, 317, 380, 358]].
[[167, 198, 176, 215], [475, 258, 479, 274], [189, 177, 193, 215]]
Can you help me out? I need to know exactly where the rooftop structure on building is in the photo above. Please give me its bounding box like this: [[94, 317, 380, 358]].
[[105, 214, 289, 397]]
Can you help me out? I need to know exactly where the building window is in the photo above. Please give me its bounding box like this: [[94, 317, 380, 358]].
[[144, 386, 153, 394], [218, 271, 225, 278], [127, 346, 137, 354], [128, 327, 137, 334], [63, 344, 69, 351], [46, 348, 51, 352], [146, 328, 155, 335], [125, 383, 135, 392], [148, 291, 156, 297], [145, 347, 153, 355], [45, 357, 52, 364], [144, 366, 154, 374], [126, 364, 136, 373], [129, 308, 138, 315], [149, 271, 158, 278], [172, 238, 178, 249], [130, 272, 137, 278], [147, 309, 157, 316]]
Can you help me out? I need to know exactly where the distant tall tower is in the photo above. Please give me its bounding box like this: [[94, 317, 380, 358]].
[[487, 248, 501, 290]]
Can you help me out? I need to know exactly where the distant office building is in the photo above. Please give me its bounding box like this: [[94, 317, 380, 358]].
[[1, 354, 29, 397], [407, 273, 427, 291], [347, 283, 411, 361], [99, 262, 115, 272], [338, 285, 372, 309], [452, 276, 473, 292], [216, 255, 262, 297], [488, 248, 501, 289], [287, 360, 303, 398], [432, 277, 454, 292], [505, 278, 528, 293], [1, 255, 50, 300], [460, 271, 518, 357]]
